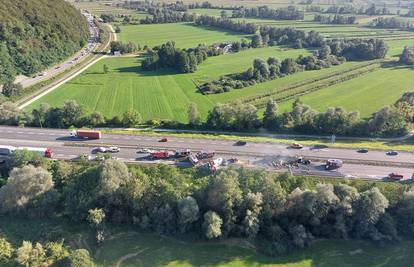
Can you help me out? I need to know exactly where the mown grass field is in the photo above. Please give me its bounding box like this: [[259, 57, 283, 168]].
[[27, 46, 312, 121], [117, 22, 251, 48]]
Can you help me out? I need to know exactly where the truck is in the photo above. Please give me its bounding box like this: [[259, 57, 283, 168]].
[[0, 145, 53, 158], [175, 149, 191, 158], [70, 129, 101, 139], [150, 151, 170, 159], [325, 159, 343, 170], [0, 145, 16, 156]]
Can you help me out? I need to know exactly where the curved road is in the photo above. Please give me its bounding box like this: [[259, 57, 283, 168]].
[[0, 126, 413, 180]]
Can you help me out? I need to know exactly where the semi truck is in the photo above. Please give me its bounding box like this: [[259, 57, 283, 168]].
[[0, 145, 53, 158], [70, 129, 101, 139], [325, 159, 343, 170]]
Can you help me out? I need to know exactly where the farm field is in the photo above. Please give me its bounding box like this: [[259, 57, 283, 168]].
[[117, 22, 251, 48], [27, 46, 312, 121], [277, 64, 414, 117]]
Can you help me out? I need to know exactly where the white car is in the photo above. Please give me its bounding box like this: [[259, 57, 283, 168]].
[[137, 148, 152, 153], [107, 146, 120, 153]]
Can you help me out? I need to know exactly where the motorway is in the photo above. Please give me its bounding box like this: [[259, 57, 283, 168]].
[[15, 12, 99, 88], [0, 126, 413, 181]]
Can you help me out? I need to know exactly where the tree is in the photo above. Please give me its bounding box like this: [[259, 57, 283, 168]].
[[220, 10, 228, 18], [103, 64, 109, 74], [178, 196, 199, 233], [62, 100, 83, 126], [8, 149, 47, 170], [399, 46, 414, 65], [16, 241, 46, 267], [68, 249, 95, 267], [31, 103, 50, 127], [122, 109, 142, 127], [263, 99, 279, 129], [0, 43, 17, 85], [87, 208, 106, 227], [202, 211, 223, 239], [0, 165, 53, 213], [188, 102, 201, 126], [251, 34, 263, 48], [0, 101, 23, 125], [88, 111, 105, 126], [0, 238, 13, 264], [2, 82, 23, 97], [97, 159, 130, 196], [242, 192, 263, 238]]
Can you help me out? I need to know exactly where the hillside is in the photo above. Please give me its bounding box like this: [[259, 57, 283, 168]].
[[0, 0, 90, 85]]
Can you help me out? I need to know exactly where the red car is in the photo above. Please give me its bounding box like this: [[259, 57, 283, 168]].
[[159, 138, 168, 142], [291, 143, 303, 149], [388, 173, 404, 180]]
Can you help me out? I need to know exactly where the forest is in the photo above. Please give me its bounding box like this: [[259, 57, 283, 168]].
[[0, 0, 90, 85], [0, 154, 413, 265]]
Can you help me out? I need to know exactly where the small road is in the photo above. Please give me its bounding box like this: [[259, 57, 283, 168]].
[[0, 126, 413, 181]]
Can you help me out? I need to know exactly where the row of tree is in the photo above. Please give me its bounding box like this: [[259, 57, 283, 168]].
[[201, 93, 410, 137], [231, 5, 305, 20], [313, 14, 357, 25], [199, 46, 345, 94], [141, 41, 244, 73], [400, 46, 414, 65], [139, 9, 196, 24], [324, 4, 392, 16], [370, 17, 414, 31], [194, 15, 258, 34], [109, 41, 139, 54], [0, 156, 413, 258], [0, 237, 95, 267]]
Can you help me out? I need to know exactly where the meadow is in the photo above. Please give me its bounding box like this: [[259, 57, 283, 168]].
[[117, 22, 251, 48], [2, 216, 413, 267]]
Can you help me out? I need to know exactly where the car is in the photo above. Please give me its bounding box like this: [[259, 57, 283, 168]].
[[291, 143, 303, 149], [159, 138, 168, 142], [357, 148, 369, 153], [388, 172, 404, 180], [107, 146, 120, 153], [386, 150, 398, 156], [235, 141, 247, 146], [93, 147, 107, 153], [137, 148, 152, 153]]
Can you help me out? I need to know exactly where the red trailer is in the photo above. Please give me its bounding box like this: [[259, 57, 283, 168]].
[[150, 151, 170, 159], [71, 129, 101, 139]]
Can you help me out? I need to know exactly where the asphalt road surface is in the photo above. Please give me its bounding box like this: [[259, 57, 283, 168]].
[[15, 12, 99, 88], [0, 126, 413, 181]]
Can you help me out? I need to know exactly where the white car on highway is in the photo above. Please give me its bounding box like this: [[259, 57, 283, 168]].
[[137, 148, 152, 153], [107, 147, 120, 153]]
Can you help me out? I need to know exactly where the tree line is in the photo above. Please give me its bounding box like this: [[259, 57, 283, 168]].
[[201, 93, 410, 137], [141, 40, 249, 73], [0, 155, 413, 262], [194, 15, 258, 34], [0, 0, 90, 86], [324, 4, 392, 16], [199, 45, 345, 94], [231, 5, 305, 20], [139, 8, 196, 24], [399, 46, 414, 65], [313, 14, 357, 25], [370, 17, 414, 31]]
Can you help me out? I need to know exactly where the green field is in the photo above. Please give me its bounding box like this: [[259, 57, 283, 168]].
[[118, 23, 251, 48], [27, 46, 314, 121], [278, 64, 414, 117], [2, 216, 413, 267]]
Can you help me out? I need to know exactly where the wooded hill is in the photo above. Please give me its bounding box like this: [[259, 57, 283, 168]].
[[0, 0, 90, 85]]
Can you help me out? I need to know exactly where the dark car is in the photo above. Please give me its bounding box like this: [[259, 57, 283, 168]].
[[388, 172, 403, 181], [159, 138, 168, 142], [357, 148, 369, 153], [235, 141, 247, 146], [386, 150, 398, 156]]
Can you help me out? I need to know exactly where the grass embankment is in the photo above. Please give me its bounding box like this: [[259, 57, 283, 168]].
[[1, 216, 413, 267]]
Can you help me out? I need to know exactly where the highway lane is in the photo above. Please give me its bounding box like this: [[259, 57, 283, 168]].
[[0, 126, 413, 165], [15, 12, 99, 88], [0, 126, 413, 180]]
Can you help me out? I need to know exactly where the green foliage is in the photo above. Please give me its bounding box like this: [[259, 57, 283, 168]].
[[68, 249, 95, 267], [0, 237, 13, 264], [202, 211, 223, 239], [0, 0, 89, 84]]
